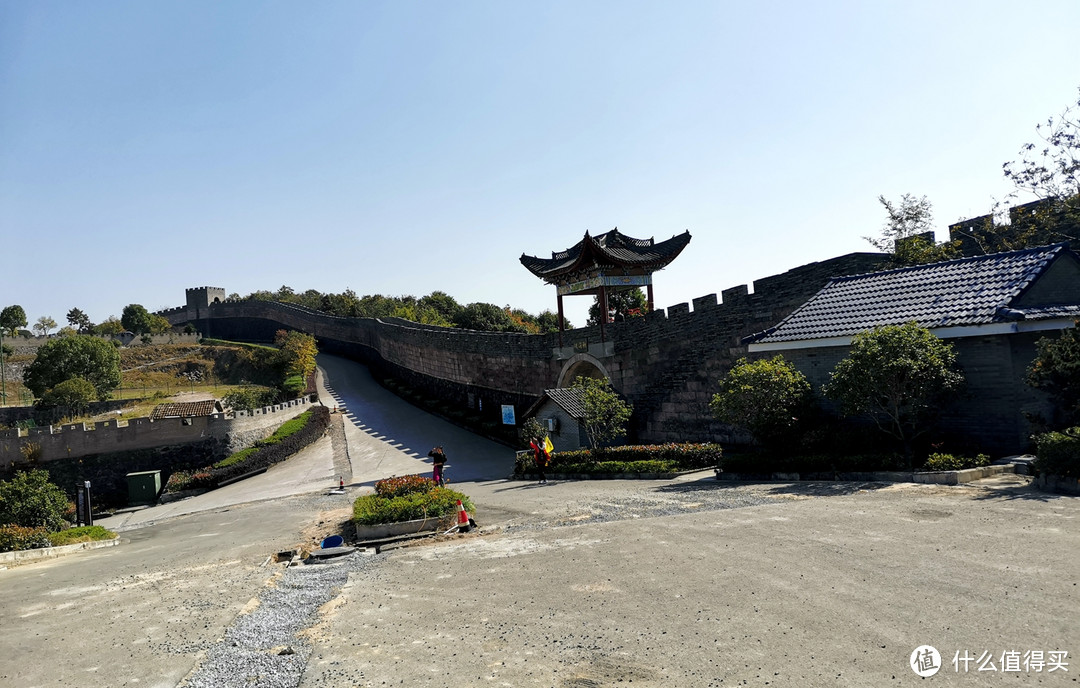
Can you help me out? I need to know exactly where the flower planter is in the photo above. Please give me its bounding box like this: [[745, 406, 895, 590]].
[[353, 514, 455, 541]]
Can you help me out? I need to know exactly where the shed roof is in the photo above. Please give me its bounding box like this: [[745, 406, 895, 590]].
[[748, 243, 1080, 345], [150, 400, 223, 419], [524, 387, 587, 421]]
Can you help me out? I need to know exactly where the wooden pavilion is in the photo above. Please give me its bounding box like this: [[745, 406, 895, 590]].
[[520, 228, 692, 343]]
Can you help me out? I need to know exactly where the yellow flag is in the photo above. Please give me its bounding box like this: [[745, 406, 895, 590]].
[[543, 436, 554, 455]]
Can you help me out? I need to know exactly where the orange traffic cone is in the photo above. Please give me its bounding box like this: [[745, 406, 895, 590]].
[[455, 500, 470, 533]]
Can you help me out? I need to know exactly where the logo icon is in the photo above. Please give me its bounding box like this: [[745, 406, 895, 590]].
[[911, 645, 942, 677]]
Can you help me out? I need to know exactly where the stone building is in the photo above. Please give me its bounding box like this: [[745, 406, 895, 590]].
[[745, 243, 1080, 453], [524, 388, 589, 452]]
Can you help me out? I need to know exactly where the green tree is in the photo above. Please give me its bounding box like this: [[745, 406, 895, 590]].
[[823, 322, 965, 464], [33, 316, 57, 337], [453, 302, 527, 333], [23, 335, 122, 400], [419, 291, 463, 323], [1001, 87, 1079, 245], [0, 469, 70, 531], [955, 88, 1080, 254], [571, 376, 633, 448], [121, 304, 154, 334], [710, 356, 812, 449], [0, 305, 27, 337], [94, 316, 125, 336], [148, 314, 172, 334], [274, 330, 318, 378], [66, 308, 92, 333], [222, 387, 280, 412], [38, 377, 97, 417], [1027, 323, 1080, 427], [534, 309, 572, 333], [587, 288, 648, 326], [866, 194, 960, 266], [520, 417, 549, 450]]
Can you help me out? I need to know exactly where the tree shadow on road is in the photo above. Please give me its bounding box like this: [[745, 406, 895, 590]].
[[965, 483, 1073, 503], [655, 478, 892, 498]]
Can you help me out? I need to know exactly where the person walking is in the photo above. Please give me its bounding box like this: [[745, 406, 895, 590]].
[[530, 437, 551, 484], [428, 446, 447, 487]]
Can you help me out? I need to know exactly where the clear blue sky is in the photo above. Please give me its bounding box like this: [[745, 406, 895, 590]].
[[2, 1, 1079, 329]]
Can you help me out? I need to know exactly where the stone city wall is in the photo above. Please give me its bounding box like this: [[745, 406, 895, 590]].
[[0, 397, 313, 466], [162, 253, 888, 445]]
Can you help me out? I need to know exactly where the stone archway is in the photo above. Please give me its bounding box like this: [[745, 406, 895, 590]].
[[556, 353, 610, 388]]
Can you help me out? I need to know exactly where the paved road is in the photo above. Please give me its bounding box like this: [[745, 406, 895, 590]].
[[317, 353, 514, 486], [3, 354, 1078, 687], [97, 353, 517, 533]]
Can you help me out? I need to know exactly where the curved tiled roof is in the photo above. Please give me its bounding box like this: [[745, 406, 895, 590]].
[[753, 244, 1076, 344], [520, 229, 691, 282]]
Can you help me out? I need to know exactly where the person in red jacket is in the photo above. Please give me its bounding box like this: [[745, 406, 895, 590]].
[[428, 446, 447, 486], [530, 438, 550, 484]]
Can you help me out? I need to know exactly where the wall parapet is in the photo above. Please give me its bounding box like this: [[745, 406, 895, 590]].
[[158, 251, 889, 446], [0, 397, 313, 466]]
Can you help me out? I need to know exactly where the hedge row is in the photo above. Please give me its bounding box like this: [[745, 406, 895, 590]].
[[165, 406, 331, 492], [923, 453, 990, 471], [0, 524, 117, 552], [1034, 429, 1080, 478], [515, 443, 722, 476], [0, 524, 51, 552], [353, 484, 475, 526]]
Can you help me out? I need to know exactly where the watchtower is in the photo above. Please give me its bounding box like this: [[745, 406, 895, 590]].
[[185, 286, 226, 320]]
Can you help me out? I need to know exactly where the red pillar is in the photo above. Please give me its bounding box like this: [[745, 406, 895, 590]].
[[647, 283, 654, 313], [557, 294, 565, 348], [598, 286, 608, 342]]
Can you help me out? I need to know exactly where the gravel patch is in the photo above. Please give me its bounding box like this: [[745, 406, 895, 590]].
[[500, 481, 783, 532], [180, 551, 377, 688]]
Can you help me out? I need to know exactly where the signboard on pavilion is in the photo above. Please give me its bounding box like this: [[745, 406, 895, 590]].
[[558, 274, 652, 296]]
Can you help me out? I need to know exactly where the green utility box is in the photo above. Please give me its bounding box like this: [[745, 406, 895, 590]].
[[126, 470, 162, 506]]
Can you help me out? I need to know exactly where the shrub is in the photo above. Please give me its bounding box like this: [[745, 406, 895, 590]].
[[514, 443, 721, 476], [824, 322, 964, 464], [375, 474, 437, 498], [164, 469, 216, 493], [19, 441, 42, 464], [352, 487, 474, 526], [222, 387, 280, 412], [38, 377, 97, 416], [571, 376, 633, 448], [0, 469, 70, 531], [1028, 325, 1080, 426], [1034, 429, 1080, 477], [0, 524, 51, 552], [520, 417, 547, 449], [923, 453, 991, 471], [48, 525, 116, 547], [710, 356, 812, 450]]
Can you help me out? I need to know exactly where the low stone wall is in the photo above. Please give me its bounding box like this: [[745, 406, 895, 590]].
[[1035, 473, 1080, 495], [913, 464, 1017, 485], [0, 537, 120, 568], [716, 465, 1017, 484], [0, 397, 315, 467]]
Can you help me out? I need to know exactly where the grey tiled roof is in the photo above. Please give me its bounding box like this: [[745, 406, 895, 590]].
[[753, 244, 1076, 344], [520, 229, 691, 281], [150, 400, 223, 419], [543, 387, 586, 419]]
